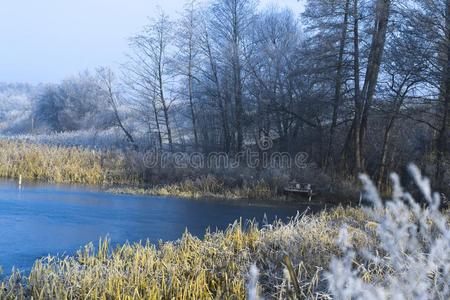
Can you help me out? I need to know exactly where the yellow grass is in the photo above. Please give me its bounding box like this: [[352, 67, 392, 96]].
[[0, 207, 377, 299], [0, 140, 142, 185], [0, 140, 282, 200], [111, 175, 280, 201]]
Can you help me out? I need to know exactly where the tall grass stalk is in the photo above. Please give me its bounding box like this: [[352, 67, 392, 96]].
[[326, 165, 449, 299]]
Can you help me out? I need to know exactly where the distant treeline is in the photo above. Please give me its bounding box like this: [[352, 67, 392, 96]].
[[1, 0, 449, 192]]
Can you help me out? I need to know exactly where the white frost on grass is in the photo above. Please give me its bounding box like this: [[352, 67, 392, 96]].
[[327, 164, 450, 299], [248, 264, 262, 300]]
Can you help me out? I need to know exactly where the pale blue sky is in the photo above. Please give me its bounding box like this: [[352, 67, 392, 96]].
[[0, 0, 304, 84]]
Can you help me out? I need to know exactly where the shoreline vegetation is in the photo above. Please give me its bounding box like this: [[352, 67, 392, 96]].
[[0, 140, 141, 186], [1, 198, 449, 299], [0, 207, 373, 299], [106, 180, 284, 202], [0, 140, 353, 203], [0, 139, 448, 298]]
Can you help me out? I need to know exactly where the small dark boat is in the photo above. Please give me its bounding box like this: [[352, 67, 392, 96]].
[[284, 182, 317, 201]]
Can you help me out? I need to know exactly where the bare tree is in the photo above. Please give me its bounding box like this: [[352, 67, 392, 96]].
[[198, 12, 232, 152], [375, 54, 424, 188], [246, 7, 302, 151], [326, 0, 351, 169], [173, 0, 201, 150], [209, 0, 256, 152], [96, 67, 136, 149], [403, 0, 450, 188], [357, 0, 392, 171], [129, 11, 174, 151]]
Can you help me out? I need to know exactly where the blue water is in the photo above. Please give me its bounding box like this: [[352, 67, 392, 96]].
[[0, 180, 317, 275]]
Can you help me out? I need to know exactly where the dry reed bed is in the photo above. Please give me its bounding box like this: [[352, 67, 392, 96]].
[[0, 140, 143, 185], [0, 159, 447, 299], [0, 207, 375, 299], [0, 140, 283, 200], [110, 175, 280, 201]]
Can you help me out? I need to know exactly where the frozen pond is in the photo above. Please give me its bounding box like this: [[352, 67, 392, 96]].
[[0, 179, 320, 275]]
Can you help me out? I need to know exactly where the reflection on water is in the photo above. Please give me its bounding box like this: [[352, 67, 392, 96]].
[[0, 179, 318, 275]]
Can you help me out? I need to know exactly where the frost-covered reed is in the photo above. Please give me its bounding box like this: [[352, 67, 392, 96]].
[[110, 175, 279, 201], [0, 166, 448, 299], [0, 128, 138, 150], [326, 165, 449, 299], [0, 140, 143, 185], [0, 139, 284, 200]]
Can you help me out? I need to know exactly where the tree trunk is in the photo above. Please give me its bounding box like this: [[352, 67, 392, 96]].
[[435, 0, 450, 188], [325, 0, 350, 170], [151, 90, 163, 150], [116, 114, 136, 150], [358, 0, 391, 169], [377, 77, 413, 189], [353, 0, 363, 174], [205, 29, 231, 153], [158, 64, 173, 151], [102, 70, 137, 150], [377, 118, 394, 189], [234, 62, 244, 152], [232, 0, 244, 152], [188, 51, 199, 150]]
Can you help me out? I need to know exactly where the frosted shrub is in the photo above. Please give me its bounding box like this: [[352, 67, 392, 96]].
[[0, 128, 151, 150], [248, 264, 262, 300], [327, 164, 449, 299]]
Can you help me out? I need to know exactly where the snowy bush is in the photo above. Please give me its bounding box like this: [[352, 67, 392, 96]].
[[327, 164, 449, 299], [0, 83, 35, 134], [0, 128, 153, 150]]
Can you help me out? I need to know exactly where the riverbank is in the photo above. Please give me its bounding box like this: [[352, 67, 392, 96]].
[[1, 164, 449, 299], [0, 140, 351, 203], [2, 203, 448, 299], [106, 183, 348, 205], [0, 207, 373, 299], [107, 176, 284, 202]]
